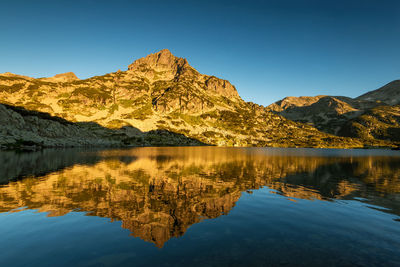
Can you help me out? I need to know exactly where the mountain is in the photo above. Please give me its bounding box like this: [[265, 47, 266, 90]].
[[268, 81, 400, 144], [0, 49, 396, 148], [267, 95, 379, 134], [40, 72, 80, 83], [357, 80, 400, 105], [338, 105, 400, 142]]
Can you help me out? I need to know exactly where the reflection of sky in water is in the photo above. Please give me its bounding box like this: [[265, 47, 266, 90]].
[[0, 147, 399, 266]]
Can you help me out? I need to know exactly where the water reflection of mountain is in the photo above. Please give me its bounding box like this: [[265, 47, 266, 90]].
[[0, 147, 399, 247]]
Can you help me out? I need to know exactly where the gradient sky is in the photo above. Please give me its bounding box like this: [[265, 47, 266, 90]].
[[1, 0, 399, 105]]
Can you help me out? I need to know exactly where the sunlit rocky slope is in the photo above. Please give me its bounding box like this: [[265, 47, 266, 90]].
[[268, 80, 400, 144], [0, 49, 396, 148]]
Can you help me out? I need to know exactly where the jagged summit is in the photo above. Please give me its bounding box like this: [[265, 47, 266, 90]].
[[127, 49, 198, 80], [126, 49, 239, 99], [128, 49, 182, 69]]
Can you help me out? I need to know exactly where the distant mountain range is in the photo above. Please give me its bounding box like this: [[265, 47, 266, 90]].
[[267, 80, 400, 142], [0, 49, 399, 149]]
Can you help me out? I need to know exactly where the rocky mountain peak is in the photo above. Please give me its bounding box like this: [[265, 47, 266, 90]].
[[126, 49, 240, 100], [127, 49, 197, 80], [53, 72, 79, 80]]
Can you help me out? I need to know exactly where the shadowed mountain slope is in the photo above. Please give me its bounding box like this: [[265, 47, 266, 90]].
[[357, 80, 400, 105], [0, 103, 205, 149]]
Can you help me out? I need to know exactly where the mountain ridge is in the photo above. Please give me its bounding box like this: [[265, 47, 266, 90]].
[[0, 49, 398, 149], [356, 80, 400, 105], [268, 81, 400, 143]]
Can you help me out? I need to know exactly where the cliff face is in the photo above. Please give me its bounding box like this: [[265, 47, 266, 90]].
[[127, 49, 239, 99], [0, 49, 397, 148]]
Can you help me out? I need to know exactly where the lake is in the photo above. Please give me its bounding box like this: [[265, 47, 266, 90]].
[[0, 147, 399, 266]]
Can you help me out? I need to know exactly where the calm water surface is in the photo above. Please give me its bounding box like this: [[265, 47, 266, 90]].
[[0, 147, 399, 266]]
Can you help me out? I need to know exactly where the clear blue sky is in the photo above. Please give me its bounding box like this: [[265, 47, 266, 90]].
[[1, 0, 399, 105]]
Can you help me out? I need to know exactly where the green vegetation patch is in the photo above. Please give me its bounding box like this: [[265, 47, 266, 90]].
[[0, 76, 24, 81], [119, 99, 135, 108], [72, 87, 112, 103], [26, 83, 47, 97], [122, 103, 153, 120], [169, 112, 203, 126], [0, 83, 25, 93], [57, 92, 71, 98], [24, 101, 53, 112], [109, 103, 119, 114]]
